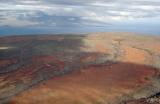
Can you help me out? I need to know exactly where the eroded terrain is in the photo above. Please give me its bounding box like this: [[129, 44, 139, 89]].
[[0, 32, 160, 104]]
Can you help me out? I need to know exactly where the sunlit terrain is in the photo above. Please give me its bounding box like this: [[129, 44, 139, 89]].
[[0, 32, 159, 104]]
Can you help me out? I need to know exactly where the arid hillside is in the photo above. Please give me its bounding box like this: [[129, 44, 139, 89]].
[[0, 32, 160, 104]]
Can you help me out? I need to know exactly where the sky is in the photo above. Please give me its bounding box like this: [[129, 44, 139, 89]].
[[0, 0, 160, 35]]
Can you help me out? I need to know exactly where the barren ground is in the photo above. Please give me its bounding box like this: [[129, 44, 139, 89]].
[[0, 32, 160, 104]]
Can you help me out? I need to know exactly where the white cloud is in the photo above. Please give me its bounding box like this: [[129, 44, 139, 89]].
[[90, 1, 118, 7], [0, 0, 160, 27], [0, 16, 39, 27], [0, 3, 52, 11]]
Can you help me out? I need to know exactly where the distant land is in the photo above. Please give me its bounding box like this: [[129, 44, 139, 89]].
[[0, 25, 160, 36], [0, 32, 160, 104]]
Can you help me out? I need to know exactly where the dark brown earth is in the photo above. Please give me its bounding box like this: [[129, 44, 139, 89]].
[[0, 32, 160, 104]]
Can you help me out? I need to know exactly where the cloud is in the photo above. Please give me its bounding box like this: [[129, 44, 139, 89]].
[[0, 0, 160, 27], [0, 16, 39, 27]]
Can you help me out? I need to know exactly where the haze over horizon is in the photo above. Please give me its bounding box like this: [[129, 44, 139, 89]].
[[0, 0, 160, 35]]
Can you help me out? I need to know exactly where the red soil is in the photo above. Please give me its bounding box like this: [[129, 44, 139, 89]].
[[0, 33, 160, 104], [8, 62, 156, 104], [32, 55, 65, 70], [0, 59, 17, 68], [0, 55, 65, 88], [122, 46, 146, 64]]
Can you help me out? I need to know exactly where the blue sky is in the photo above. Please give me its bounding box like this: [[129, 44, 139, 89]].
[[0, 0, 160, 35]]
